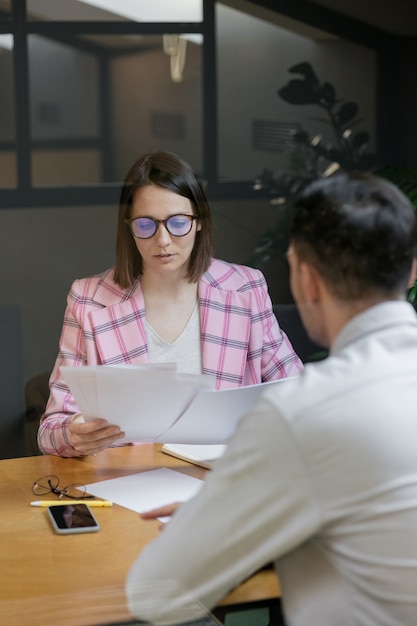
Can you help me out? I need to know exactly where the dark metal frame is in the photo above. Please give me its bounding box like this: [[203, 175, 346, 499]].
[[0, 0, 396, 208]]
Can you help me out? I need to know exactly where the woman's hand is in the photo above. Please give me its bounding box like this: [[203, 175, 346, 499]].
[[69, 416, 125, 456]]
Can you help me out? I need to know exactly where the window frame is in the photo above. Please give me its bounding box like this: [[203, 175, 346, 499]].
[[0, 0, 394, 208]]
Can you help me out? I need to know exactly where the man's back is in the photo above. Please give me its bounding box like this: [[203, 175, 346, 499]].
[[126, 301, 417, 626], [270, 301, 417, 625]]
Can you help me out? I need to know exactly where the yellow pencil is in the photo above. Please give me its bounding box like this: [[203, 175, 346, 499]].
[[30, 500, 113, 507]]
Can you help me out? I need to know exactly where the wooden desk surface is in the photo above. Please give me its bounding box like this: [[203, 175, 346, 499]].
[[0, 445, 280, 625]]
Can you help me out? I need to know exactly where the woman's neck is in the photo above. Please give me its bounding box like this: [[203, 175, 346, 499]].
[[140, 270, 198, 303], [140, 271, 199, 343]]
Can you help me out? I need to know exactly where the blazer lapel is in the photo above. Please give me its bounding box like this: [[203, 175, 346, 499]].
[[89, 280, 149, 366], [199, 280, 252, 389]]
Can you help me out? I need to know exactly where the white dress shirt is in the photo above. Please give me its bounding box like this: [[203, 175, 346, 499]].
[[126, 301, 417, 626]]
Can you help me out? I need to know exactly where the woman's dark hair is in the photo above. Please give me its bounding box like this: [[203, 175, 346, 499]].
[[291, 171, 417, 299], [114, 151, 213, 288]]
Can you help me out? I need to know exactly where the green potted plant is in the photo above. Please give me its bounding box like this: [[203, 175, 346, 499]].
[[251, 62, 417, 307]]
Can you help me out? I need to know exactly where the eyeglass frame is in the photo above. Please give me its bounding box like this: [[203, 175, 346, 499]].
[[125, 213, 198, 239], [32, 474, 95, 500]]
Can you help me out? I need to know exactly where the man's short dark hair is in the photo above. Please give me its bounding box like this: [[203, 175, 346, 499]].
[[291, 171, 417, 300]]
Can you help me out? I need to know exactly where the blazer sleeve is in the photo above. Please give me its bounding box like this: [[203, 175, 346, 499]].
[[246, 269, 303, 384], [37, 279, 101, 457]]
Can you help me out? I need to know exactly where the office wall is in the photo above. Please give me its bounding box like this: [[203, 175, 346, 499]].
[[0, 205, 116, 382], [0, 197, 285, 385], [0, 5, 415, 394], [216, 4, 377, 180]]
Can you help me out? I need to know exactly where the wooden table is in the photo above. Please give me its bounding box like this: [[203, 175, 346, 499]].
[[0, 444, 280, 625]]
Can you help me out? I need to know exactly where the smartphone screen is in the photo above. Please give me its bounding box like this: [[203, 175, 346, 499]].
[[47, 503, 100, 534]]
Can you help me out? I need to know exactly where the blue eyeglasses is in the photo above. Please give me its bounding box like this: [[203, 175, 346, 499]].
[[126, 214, 198, 239]]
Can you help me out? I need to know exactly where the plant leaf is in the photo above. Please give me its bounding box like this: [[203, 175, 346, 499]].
[[278, 79, 318, 105], [336, 102, 358, 127], [293, 129, 310, 144], [288, 62, 319, 84], [319, 82, 336, 107], [351, 131, 370, 151]]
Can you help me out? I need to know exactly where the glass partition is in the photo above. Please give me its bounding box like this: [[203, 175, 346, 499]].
[[0, 32, 15, 187], [0, 0, 11, 19], [28, 32, 202, 186], [216, 2, 377, 182]]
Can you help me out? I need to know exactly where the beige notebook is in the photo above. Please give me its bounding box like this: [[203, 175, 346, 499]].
[[162, 443, 226, 469]]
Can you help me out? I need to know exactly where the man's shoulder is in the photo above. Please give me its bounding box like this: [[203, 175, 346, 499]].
[[262, 356, 353, 418], [263, 324, 417, 423]]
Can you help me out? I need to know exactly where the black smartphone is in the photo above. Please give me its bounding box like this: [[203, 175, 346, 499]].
[[47, 503, 100, 534]]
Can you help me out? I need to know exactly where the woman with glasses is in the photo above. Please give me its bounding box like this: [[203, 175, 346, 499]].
[[38, 151, 303, 457]]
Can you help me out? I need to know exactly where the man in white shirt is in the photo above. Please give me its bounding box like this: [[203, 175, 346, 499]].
[[126, 172, 417, 626]]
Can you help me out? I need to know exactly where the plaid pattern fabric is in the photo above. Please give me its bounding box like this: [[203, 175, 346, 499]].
[[38, 259, 303, 456]]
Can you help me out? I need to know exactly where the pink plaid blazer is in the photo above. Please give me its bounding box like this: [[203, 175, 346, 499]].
[[38, 258, 302, 456]]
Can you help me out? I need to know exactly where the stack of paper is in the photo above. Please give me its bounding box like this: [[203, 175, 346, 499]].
[[61, 364, 288, 445]]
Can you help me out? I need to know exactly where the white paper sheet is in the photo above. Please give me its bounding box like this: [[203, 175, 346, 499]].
[[61, 365, 214, 443], [61, 365, 290, 444], [162, 443, 226, 469], [85, 468, 203, 521], [158, 382, 278, 444]]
